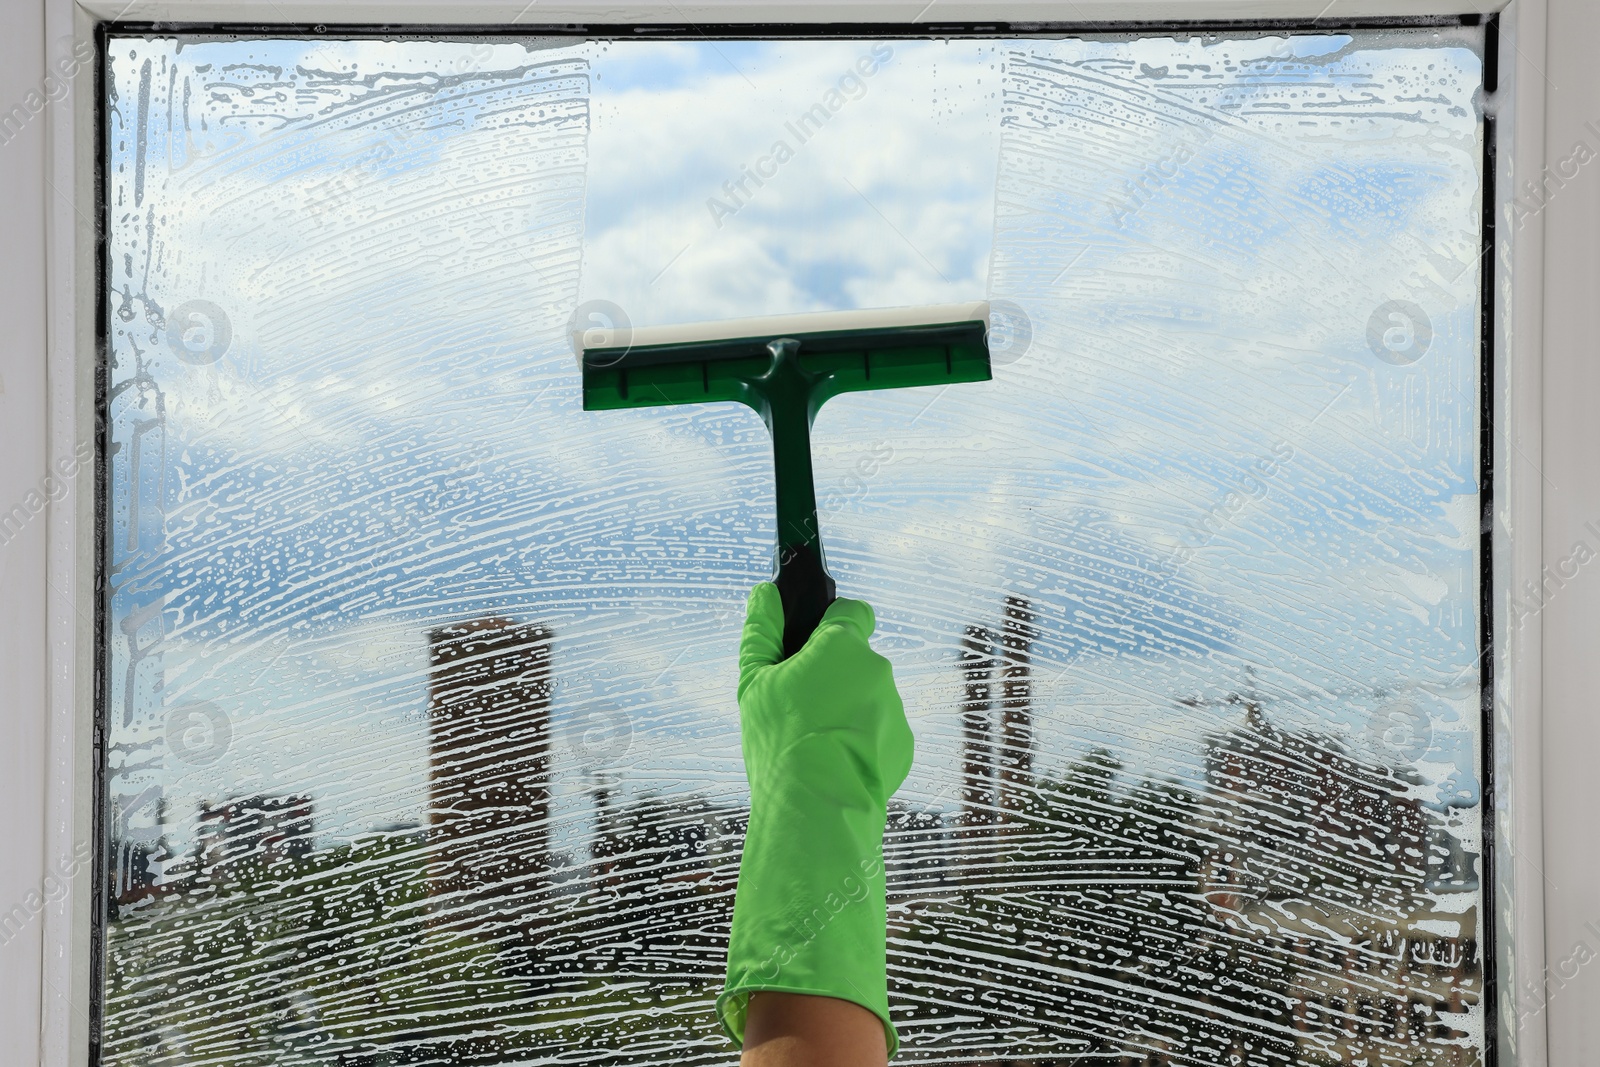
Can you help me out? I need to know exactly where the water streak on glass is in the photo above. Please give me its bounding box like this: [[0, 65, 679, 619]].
[[101, 31, 1485, 1067]]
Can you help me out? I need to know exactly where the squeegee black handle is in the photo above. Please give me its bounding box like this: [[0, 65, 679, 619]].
[[775, 542, 836, 659]]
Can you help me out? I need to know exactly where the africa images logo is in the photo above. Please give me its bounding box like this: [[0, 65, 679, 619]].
[[1366, 300, 1432, 366]]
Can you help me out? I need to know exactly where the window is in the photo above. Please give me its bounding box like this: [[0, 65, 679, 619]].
[[94, 19, 1491, 1067]]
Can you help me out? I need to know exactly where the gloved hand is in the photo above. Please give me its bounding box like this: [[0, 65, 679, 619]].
[[717, 583, 915, 1057]]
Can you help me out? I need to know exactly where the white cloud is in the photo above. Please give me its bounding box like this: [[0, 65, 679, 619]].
[[579, 39, 999, 325]]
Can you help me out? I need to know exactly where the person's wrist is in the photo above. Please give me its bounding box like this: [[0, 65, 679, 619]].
[[741, 992, 889, 1067]]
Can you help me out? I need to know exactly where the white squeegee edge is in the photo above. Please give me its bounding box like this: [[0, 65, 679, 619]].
[[575, 300, 990, 356]]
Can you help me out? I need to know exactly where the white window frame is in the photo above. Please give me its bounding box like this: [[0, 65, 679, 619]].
[[0, 2, 1583, 1064]]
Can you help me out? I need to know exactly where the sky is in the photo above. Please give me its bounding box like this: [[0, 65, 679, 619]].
[[101, 30, 1485, 861]]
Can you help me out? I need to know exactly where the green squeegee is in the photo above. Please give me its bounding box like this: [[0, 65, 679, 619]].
[[580, 302, 993, 659]]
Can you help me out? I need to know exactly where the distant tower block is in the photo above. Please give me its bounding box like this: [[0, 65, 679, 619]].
[[958, 624, 997, 825], [997, 595, 1038, 819], [427, 618, 554, 912], [588, 770, 622, 891]]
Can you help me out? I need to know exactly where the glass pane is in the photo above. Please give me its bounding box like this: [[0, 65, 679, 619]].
[[101, 29, 1486, 1067]]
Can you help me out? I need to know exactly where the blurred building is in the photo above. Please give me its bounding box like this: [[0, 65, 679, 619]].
[[1197, 704, 1478, 1067], [1198, 703, 1430, 915], [587, 771, 623, 891], [111, 787, 169, 910], [426, 617, 554, 916], [958, 624, 997, 826], [958, 595, 1039, 835], [1426, 812, 1481, 892], [996, 594, 1037, 821], [520, 790, 735, 985], [1278, 902, 1480, 1067], [197, 794, 313, 885]]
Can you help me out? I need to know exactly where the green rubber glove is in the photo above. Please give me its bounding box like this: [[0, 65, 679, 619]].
[[717, 582, 915, 1056]]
